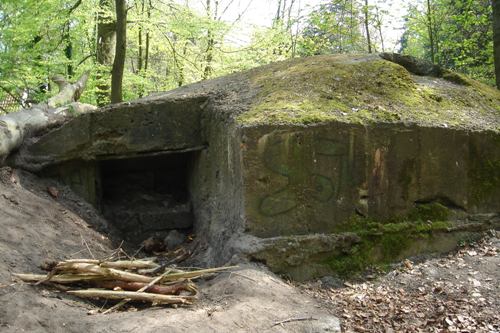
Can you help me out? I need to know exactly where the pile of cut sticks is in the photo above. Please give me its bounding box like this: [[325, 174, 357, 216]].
[[14, 258, 236, 313]]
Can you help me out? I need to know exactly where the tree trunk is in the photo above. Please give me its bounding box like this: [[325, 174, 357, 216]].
[[0, 72, 95, 164], [96, 0, 116, 106], [364, 0, 372, 53], [426, 0, 435, 64], [64, 23, 74, 78], [111, 0, 127, 103], [493, 0, 500, 89], [203, 0, 216, 80], [375, 6, 385, 52]]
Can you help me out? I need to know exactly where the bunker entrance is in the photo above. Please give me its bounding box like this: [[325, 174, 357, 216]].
[[99, 152, 196, 243]]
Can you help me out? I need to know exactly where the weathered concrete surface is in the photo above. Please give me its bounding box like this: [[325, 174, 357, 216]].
[[241, 124, 500, 238], [7, 53, 500, 280], [10, 97, 206, 171]]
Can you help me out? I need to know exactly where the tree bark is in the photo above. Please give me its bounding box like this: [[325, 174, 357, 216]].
[[111, 0, 127, 103], [364, 0, 372, 53], [426, 0, 436, 63], [96, 0, 116, 106], [203, 0, 216, 80], [0, 72, 95, 164], [493, 0, 500, 89]]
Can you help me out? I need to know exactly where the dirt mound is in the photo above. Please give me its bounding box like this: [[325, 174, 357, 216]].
[[0, 167, 340, 332]]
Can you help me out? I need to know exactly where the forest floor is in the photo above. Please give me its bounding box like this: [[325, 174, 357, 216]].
[[300, 235, 500, 332], [0, 166, 498, 333]]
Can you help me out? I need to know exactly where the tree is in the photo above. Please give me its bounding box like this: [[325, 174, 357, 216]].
[[111, 0, 127, 103], [299, 0, 365, 55], [373, 5, 386, 52], [96, 0, 116, 106], [400, 0, 495, 84], [425, 0, 436, 63], [0, 72, 93, 163], [364, 0, 372, 53], [493, 0, 500, 89]]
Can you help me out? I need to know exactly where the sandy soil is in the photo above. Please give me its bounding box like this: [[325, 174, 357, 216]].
[[0, 167, 340, 333]]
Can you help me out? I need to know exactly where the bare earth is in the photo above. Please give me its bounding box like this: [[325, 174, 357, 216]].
[[0, 167, 339, 333], [0, 167, 498, 332]]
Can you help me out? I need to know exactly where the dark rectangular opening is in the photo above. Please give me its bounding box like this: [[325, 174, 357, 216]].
[[99, 152, 196, 242]]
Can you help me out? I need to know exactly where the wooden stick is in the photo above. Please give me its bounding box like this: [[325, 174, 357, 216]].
[[13, 273, 105, 283], [92, 280, 195, 295], [272, 316, 318, 327], [54, 263, 153, 283], [62, 259, 159, 270], [67, 289, 195, 304], [100, 260, 159, 270], [161, 266, 239, 282], [102, 270, 177, 314]]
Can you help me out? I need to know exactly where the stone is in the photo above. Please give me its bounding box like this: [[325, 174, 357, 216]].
[[320, 276, 344, 289], [164, 230, 186, 250]]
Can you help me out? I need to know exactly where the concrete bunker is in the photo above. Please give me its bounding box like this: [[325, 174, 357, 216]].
[[99, 152, 198, 242], [10, 54, 500, 280]]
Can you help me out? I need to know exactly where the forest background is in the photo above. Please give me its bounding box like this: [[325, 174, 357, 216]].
[[0, 0, 498, 112]]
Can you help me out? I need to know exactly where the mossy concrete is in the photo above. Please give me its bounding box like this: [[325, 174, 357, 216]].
[[239, 54, 500, 131], [8, 53, 500, 280]]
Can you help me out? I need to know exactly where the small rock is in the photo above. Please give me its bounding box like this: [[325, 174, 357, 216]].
[[164, 230, 186, 250], [47, 186, 59, 199], [320, 275, 344, 289]]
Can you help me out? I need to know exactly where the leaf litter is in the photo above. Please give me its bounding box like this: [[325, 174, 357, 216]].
[[300, 233, 500, 332]]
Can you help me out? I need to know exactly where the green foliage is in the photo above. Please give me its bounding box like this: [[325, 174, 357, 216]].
[[0, 0, 496, 112], [298, 0, 365, 55], [400, 0, 495, 84]]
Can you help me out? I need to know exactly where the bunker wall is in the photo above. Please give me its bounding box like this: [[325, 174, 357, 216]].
[[241, 123, 500, 238]]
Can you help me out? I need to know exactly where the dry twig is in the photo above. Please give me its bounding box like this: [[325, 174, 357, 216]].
[[272, 316, 317, 327]]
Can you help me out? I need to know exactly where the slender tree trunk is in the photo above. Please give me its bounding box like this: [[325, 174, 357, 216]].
[[426, 0, 435, 63], [275, 0, 282, 22], [63, 0, 82, 78], [375, 6, 385, 52], [136, 0, 144, 97], [111, 0, 127, 103], [96, 0, 116, 106], [138, 25, 143, 73], [178, 42, 188, 87], [64, 23, 74, 77], [350, 0, 354, 41], [144, 0, 151, 72], [203, 0, 216, 80], [364, 0, 372, 53], [493, 0, 500, 89], [286, 0, 296, 29]]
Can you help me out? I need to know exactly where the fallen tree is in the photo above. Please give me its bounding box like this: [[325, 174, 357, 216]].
[[0, 72, 96, 164]]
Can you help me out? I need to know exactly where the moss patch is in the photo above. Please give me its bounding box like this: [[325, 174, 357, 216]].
[[468, 158, 500, 204], [407, 202, 450, 222], [325, 205, 453, 277], [237, 54, 500, 131]]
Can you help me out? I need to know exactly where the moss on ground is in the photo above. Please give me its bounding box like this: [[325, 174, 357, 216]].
[[237, 54, 500, 130]]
